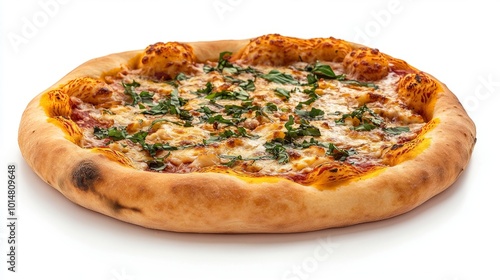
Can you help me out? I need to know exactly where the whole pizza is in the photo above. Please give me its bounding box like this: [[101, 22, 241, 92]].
[[18, 34, 476, 233]]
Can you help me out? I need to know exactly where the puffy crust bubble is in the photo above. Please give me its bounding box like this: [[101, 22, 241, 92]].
[[342, 48, 390, 81], [396, 72, 438, 118], [138, 42, 197, 80], [41, 90, 71, 117], [232, 34, 352, 66], [62, 77, 112, 105]]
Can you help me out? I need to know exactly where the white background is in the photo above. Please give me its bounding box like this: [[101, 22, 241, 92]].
[[1, 0, 499, 279]]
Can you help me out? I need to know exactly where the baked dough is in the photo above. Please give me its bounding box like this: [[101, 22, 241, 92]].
[[18, 34, 476, 233]]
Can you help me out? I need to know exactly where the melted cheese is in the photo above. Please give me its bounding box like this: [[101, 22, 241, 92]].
[[70, 59, 426, 183]]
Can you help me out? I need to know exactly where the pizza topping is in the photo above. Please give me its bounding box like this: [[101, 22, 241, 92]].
[[122, 81, 155, 106], [70, 99, 111, 129], [260, 70, 299, 85], [46, 46, 429, 184]]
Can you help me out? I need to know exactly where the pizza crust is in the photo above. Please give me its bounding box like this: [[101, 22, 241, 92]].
[[18, 35, 476, 233]]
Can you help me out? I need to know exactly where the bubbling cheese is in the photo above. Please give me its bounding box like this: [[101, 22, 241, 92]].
[[70, 58, 426, 184]]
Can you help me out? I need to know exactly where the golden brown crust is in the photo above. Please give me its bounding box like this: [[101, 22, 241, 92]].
[[138, 42, 197, 80], [18, 34, 476, 233], [342, 47, 390, 81], [230, 34, 352, 66]]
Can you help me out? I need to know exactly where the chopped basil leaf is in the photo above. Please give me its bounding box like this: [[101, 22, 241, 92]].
[[107, 128, 127, 140], [302, 81, 319, 96], [264, 141, 290, 164], [206, 114, 244, 127], [141, 142, 178, 157], [199, 105, 217, 115], [216, 51, 234, 71], [306, 74, 318, 85], [195, 82, 214, 95], [223, 67, 239, 75], [223, 75, 241, 83], [142, 89, 192, 120], [197, 105, 218, 121], [296, 84, 320, 110], [142, 100, 176, 115], [239, 79, 256, 91], [122, 80, 140, 104], [150, 118, 169, 127], [147, 156, 168, 171], [219, 154, 270, 167], [337, 104, 382, 131], [123, 81, 155, 106], [260, 70, 299, 85], [206, 89, 249, 101], [221, 76, 257, 91], [338, 105, 373, 122], [175, 72, 188, 81], [262, 102, 278, 112], [383, 126, 410, 135], [128, 131, 148, 143], [236, 66, 260, 74], [165, 80, 179, 88], [305, 61, 378, 89], [203, 52, 233, 73], [295, 107, 325, 119], [224, 102, 258, 118], [93, 127, 128, 141], [307, 62, 344, 79], [257, 102, 278, 119], [203, 64, 215, 73], [217, 128, 242, 139], [148, 161, 166, 171], [352, 122, 378, 131], [220, 155, 243, 167], [295, 138, 327, 149], [139, 91, 155, 106], [182, 120, 193, 127], [169, 89, 188, 107], [204, 52, 260, 75], [93, 127, 108, 139], [305, 62, 341, 78], [295, 96, 317, 110], [274, 88, 292, 100], [204, 127, 256, 145], [284, 115, 321, 143], [326, 144, 354, 161]]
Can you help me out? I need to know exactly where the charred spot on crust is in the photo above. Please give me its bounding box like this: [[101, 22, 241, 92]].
[[110, 200, 141, 213], [72, 160, 100, 191]]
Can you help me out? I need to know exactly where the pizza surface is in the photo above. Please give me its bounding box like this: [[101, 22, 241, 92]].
[[18, 34, 476, 233]]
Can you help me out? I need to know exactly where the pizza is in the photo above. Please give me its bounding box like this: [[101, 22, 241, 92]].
[[18, 34, 476, 233]]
